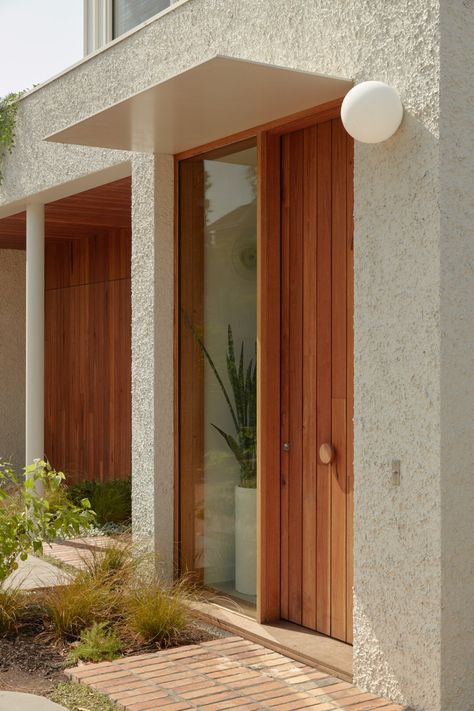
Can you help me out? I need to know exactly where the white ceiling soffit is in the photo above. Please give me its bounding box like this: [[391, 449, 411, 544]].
[[46, 57, 352, 154]]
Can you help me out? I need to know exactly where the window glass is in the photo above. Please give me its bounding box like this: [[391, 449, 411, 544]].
[[179, 140, 258, 607], [113, 0, 171, 38]]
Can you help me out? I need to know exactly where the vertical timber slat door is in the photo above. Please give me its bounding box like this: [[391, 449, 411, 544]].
[[280, 131, 305, 625], [280, 117, 353, 643], [301, 125, 318, 631], [316, 119, 333, 637]]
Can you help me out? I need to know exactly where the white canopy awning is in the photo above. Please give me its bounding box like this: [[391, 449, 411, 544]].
[[46, 56, 352, 154]]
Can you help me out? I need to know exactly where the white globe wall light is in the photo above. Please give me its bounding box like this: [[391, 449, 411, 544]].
[[341, 81, 403, 143]]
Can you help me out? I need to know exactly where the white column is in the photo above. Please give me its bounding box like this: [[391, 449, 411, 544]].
[[25, 203, 45, 465], [131, 154, 175, 579]]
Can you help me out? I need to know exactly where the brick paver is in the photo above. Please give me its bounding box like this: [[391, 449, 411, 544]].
[[66, 636, 407, 710], [45, 535, 117, 569]]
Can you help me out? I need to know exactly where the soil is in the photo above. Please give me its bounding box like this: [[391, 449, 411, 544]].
[[0, 627, 67, 695], [0, 620, 225, 697]]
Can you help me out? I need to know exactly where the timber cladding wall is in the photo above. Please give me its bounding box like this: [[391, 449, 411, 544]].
[[44, 228, 131, 483]]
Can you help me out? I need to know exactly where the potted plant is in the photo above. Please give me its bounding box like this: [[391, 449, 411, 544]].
[[196, 325, 257, 596]]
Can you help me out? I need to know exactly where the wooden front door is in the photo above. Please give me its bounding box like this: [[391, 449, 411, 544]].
[[279, 117, 353, 643]]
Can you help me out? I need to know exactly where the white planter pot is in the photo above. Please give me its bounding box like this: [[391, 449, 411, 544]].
[[235, 485, 257, 596]]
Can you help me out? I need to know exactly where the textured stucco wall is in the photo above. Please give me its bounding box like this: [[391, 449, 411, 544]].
[[0, 1, 448, 708], [349, 5, 441, 708], [353, 124, 441, 710], [439, 2, 474, 709], [131, 153, 174, 578], [0, 250, 25, 468]]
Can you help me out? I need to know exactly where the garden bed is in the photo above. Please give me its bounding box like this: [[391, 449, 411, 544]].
[[0, 540, 225, 706], [0, 466, 227, 708], [0, 617, 222, 705]]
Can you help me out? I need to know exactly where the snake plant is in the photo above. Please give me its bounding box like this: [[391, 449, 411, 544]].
[[197, 325, 257, 488]]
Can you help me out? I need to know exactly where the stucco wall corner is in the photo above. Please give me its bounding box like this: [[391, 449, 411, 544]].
[[152, 152, 175, 580], [131, 153, 156, 544], [130, 152, 174, 579], [351, 20, 442, 711], [439, 2, 474, 710]]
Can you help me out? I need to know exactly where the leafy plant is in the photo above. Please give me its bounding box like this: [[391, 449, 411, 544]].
[[67, 622, 123, 663], [0, 459, 95, 584], [196, 325, 257, 488], [68, 479, 131, 525], [0, 92, 22, 185]]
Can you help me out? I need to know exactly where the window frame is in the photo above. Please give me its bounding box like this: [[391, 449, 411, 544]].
[[111, 0, 173, 40], [176, 137, 259, 601]]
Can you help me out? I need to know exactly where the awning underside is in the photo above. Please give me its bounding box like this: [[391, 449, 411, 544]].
[[46, 56, 352, 154]]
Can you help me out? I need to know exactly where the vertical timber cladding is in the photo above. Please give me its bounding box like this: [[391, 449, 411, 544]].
[[178, 159, 205, 579], [280, 117, 354, 643], [44, 229, 131, 483]]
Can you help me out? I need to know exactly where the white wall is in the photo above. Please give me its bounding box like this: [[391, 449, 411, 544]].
[[439, 2, 474, 708], [0, 251, 25, 469]]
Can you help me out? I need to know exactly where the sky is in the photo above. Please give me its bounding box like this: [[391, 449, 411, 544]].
[[0, 0, 83, 96]]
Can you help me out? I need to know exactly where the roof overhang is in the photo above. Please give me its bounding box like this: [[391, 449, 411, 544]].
[[46, 56, 352, 154]]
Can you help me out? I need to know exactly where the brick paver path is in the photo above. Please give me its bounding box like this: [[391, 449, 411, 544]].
[[45, 536, 116, 569], [66, 636, 406, 711]]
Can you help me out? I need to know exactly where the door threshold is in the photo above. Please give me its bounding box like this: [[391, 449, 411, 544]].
[[192, 600, 352, 682]]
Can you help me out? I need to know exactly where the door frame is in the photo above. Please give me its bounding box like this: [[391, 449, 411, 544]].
[[173, 97, 353, 631]]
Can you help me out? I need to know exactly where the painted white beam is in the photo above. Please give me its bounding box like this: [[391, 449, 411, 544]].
[[25, 204, 45, 465]]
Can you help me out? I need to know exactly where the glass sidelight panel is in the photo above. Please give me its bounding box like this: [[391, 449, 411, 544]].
[[179, 139, 257, 606]]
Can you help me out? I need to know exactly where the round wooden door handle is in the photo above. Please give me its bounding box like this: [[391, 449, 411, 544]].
[[319, 442, 335, 464]]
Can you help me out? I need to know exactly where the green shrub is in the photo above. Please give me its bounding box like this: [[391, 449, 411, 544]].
[[123, 580, 190, 645], [68, 480, 131, 525], [0, 460, 94, 584], [67, 622, 123, 663], [67, 480, 95, 504]]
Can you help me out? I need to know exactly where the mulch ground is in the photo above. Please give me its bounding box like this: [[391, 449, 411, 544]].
[[0, 628, 66, 695], [0, 621, 223, 697]]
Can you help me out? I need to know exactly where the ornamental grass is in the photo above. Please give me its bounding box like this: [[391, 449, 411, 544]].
[[38, 540, 195, 660]]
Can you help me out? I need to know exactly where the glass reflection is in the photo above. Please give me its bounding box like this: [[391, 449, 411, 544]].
[[180, 141, 257, 605]]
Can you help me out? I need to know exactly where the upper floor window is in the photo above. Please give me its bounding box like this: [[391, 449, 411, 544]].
[[113, 0, 172, 38]]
